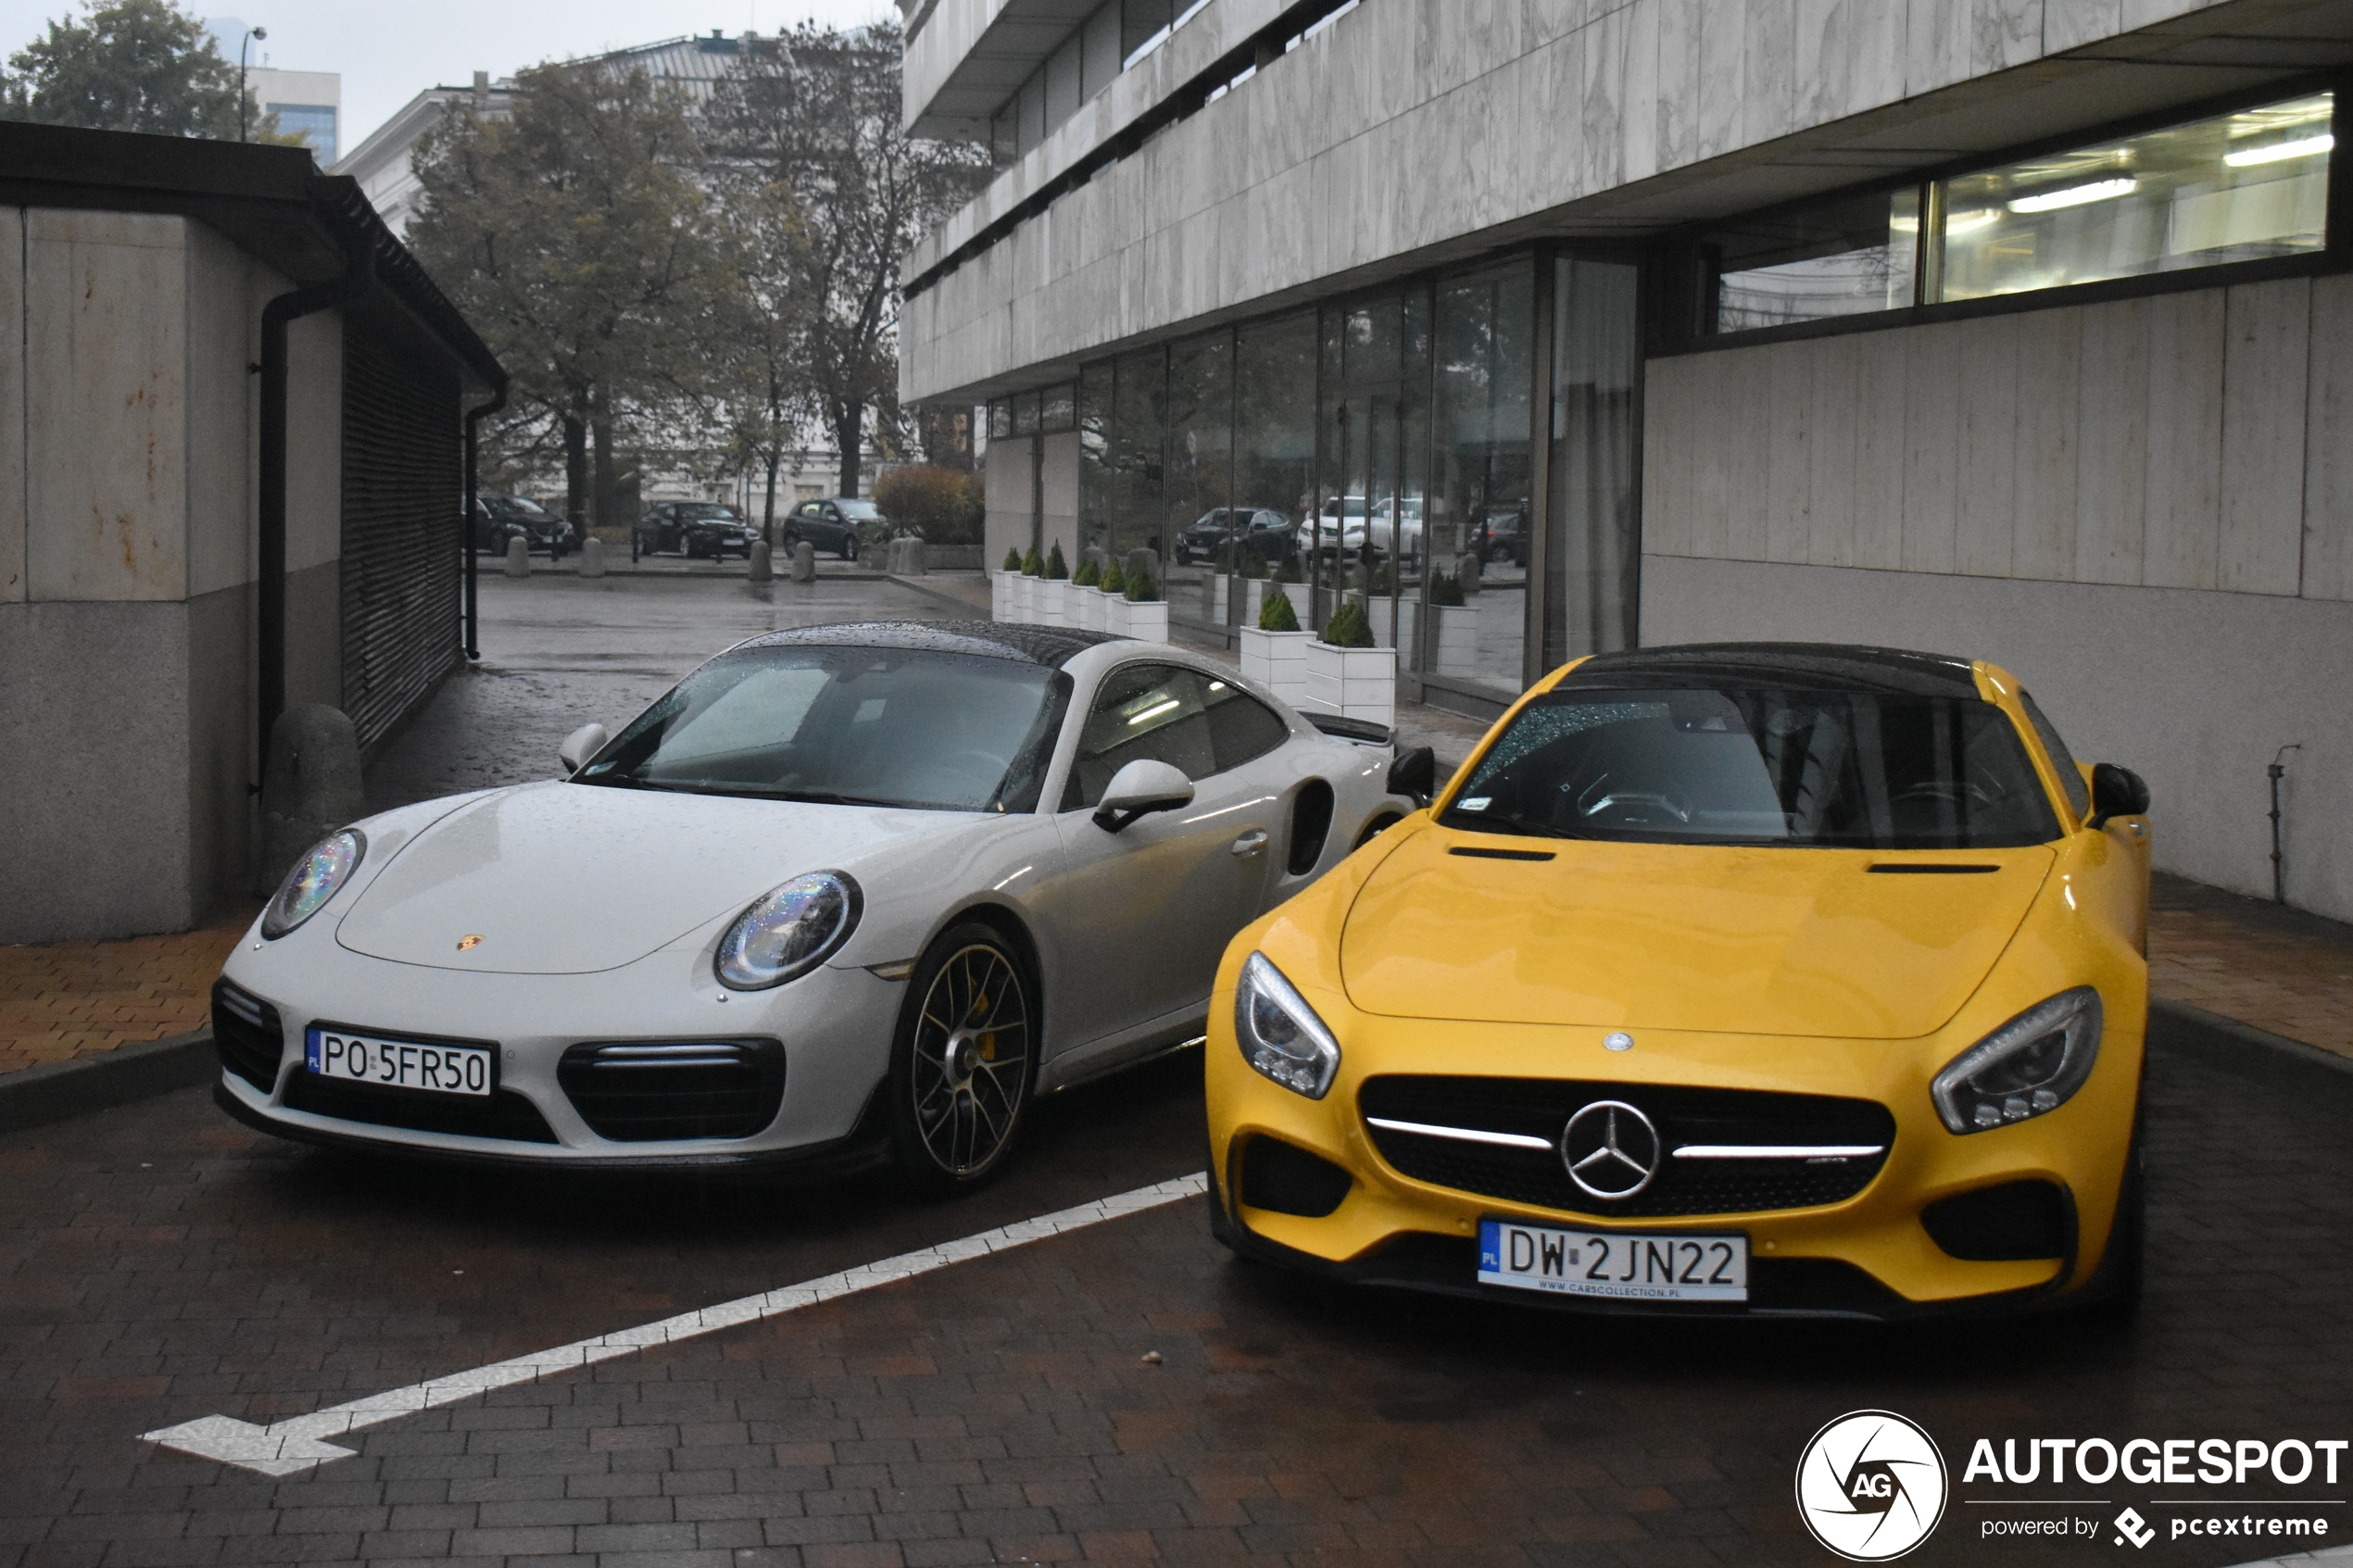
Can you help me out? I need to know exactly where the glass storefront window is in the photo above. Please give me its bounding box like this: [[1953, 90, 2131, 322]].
[[1233, 312, 1317, 582], [1109, 349, 1165, 559], [1431, 263, 1533, 698], [1713, 186, 1919, 332], [1938, 91, 2333, 301], [1547, 257, 1641, 671], [1164, 332, 1234, 621], [1077, 363, 1114, 558]]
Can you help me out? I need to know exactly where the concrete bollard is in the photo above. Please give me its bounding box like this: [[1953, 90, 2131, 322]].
[[792, 540, 817, 583], [503, 536, 529, 577], [901, 537, 928, 576], [748, 540, 773, 583], [1460, 550, 1483, 595], [579, 535, 606, 578], [257, 704, 365, 895]]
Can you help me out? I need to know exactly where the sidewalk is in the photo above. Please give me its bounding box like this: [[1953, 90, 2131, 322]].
[[6, 566, 2349, 1083]]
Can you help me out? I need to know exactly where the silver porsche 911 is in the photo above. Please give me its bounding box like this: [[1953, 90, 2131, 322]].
[[212, 621, 1428, 1189]]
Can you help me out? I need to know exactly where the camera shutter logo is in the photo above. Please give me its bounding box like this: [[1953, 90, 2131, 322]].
[[1794, 1410, 1947, 1561]]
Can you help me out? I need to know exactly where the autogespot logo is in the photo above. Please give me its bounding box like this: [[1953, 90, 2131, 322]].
[[1796, 1410, 1950, 1561]]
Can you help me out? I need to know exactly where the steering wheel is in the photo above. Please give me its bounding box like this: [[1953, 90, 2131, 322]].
[[934, 749, 1013, 791]]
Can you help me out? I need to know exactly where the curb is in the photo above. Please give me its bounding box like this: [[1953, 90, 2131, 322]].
[[0, 1029, 216, 1135], [882, 572, 995, 620], [2150, 997, 2353, 1080]]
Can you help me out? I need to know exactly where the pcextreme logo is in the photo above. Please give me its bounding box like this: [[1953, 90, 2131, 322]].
[[1796, 1410, 1951, 1561]]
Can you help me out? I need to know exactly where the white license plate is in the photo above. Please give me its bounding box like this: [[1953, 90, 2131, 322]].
[[305, 1027, 493, 1098], [1478, 1219, 1748, 1303]]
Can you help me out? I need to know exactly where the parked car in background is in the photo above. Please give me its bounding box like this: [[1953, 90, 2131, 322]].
[[1476, 504, 1529, 568], [638, 502, 758, 559], [783, 497, 887, 559], [472, 495, 570, 558], [1174, 508, 1297, 568]]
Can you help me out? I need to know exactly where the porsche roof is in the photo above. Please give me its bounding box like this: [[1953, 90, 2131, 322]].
[[736, 621, 1126, 668], [1562, 643, 1980, 697]]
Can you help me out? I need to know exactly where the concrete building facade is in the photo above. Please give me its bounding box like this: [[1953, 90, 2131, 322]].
[[897, 0, 2353, 921], [0, 127, 503, 946]]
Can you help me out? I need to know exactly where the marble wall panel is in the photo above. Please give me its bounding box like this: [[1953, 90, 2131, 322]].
[[1764, 342, 1812, 564], [2072, 295, 2151, 585], [0, 208, 22, 606], [2011, 307, 2082, 582], [2139, 288, 2224, 592], [1851, 328, 1909, 572], [2217, 279, 2307, 597], [1651, 0, 1702, 172], [1953, 311, 2019, 579], [1900, 321, 1961, 575], [1806, 332, 1862, 568], [2305, 274, 2353, 604]]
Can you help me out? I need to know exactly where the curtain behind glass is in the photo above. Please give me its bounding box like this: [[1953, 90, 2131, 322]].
[[1546, 257, 1641, 671]]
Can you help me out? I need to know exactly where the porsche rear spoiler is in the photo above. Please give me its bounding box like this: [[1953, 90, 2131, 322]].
[[1304, 713, 1391, 746]]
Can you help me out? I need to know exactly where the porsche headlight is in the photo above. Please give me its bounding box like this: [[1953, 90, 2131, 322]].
[[261, 829, 365, 939], [716, 872, 861, 990], [1931, 987, 2103, 1134], [1235, 951, 1340, 1099]]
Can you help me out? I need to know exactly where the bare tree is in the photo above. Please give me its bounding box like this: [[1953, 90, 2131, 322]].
[[703, 21, 988, 499]]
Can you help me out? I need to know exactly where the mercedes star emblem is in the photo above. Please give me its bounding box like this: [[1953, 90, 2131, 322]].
[[1559, 1099, 1663, 1199]]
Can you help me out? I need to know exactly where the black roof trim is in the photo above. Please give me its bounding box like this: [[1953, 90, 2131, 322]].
[[0, 121, 504, 395], [736, 620, 1127, 668], [1563, 643, 1982, 698]]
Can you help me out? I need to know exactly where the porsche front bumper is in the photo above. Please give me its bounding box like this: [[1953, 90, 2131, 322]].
[[1204, 1006, 2144, 1321], [211, 919, 907, 1168]]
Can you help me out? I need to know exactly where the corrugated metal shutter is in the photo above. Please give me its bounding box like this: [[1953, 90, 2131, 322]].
[[341, 328, 460, 751]]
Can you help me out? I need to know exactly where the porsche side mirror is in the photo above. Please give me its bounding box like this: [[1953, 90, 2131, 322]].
[[1093, 759, 1195, 834], [2086, 762, 2150, 830], [559, 722, 610, 774], [1387, 745, 1435, 807]]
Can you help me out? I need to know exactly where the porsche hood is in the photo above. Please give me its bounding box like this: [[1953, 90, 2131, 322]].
[[1339, 826, 2055, 1039], [334, 782, 956, 974]]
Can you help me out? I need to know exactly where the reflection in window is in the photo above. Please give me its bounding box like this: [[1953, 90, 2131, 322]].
[[1939, 92, 2332, 300], [1713, 187, 1919, 332]]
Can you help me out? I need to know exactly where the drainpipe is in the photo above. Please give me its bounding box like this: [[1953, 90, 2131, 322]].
[[258, 249, 371, 762], [463, 379, 510, 660]]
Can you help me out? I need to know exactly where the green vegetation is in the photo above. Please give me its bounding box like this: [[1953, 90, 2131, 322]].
[[1259, 586, 1301, 633], [1043, 541, 1068, 580], [3, 0, 275, 139], [1002, 546, 1024, 571], [1100, 559, 1126, 596], [1124, 562, 1158, 602], [1021, 546, 1043, 576], [1428, 571, 1466, 608], [1323, 600, 1375, 648], [1071, 558, 1101, 586], [873, 465, 985, 546]]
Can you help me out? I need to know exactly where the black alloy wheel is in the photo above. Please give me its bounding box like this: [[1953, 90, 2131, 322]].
[[888, 923, 1036, 1193], [840, 533, 859, 561]]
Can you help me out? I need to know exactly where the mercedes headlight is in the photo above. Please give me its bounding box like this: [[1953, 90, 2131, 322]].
[[1931, 987, 2103, 1134], [261, 829, 366, 939], [716, 872, 861, 990], [1235, 951, 1341, 1098]]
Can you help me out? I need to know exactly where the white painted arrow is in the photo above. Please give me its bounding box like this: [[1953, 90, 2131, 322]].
[[142, 1172, 1207, 1477]]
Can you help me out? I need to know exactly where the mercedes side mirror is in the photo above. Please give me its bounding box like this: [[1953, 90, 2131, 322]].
[[1093, 759, 1195, 834], [1387, 745, 1435, 807], [559, 722, 610, 774], [2085, 762, 2150, 830]]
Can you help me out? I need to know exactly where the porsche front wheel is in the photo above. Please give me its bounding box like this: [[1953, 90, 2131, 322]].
[[888, 924, 1036, 1193]]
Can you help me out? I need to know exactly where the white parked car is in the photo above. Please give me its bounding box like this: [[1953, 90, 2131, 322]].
[[212, 621, 1429, 1189]]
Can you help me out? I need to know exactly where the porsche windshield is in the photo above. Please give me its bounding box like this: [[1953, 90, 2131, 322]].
[[575, 646, 1065, 812], [1441, 685, 2060, 848]]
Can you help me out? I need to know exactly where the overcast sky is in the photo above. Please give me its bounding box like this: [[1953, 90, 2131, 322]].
[[0, 0, 895, 154]]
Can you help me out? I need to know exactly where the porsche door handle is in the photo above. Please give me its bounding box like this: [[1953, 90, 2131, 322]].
[[1230, 830, 1269, 857]]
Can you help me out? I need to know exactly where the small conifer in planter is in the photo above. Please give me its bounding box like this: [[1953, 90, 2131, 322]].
[[1124, 562, 1159, 601], [1022, 547, 1043, 576], [1428, 570, 1466, 607], [1259, 585, 1301, 632], [1100, 559, 1126, 596], [1322, 600, 1375, 647], [1072, 558, 1101, 586], [1002, 546, 1023, 571], [1044, 541, 1069, 579]]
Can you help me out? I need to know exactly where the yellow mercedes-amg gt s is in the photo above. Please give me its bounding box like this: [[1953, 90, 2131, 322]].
[[1205, 644, 2152, 1319]]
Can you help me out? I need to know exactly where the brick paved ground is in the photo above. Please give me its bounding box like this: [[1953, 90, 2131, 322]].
[[2, 1010, 2348, 1567], [0, 902, 260, 1076], [2150, 873, 2353, 1060]]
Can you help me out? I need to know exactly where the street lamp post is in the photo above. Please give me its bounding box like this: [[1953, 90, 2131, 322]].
[[238, 26, 267, 143]]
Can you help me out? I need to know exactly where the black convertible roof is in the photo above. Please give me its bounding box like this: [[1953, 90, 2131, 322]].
[[736, 621, 1125, 668], [1562, 643, 1982, 698]]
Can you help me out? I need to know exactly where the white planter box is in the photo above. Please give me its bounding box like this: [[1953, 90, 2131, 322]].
[[1113, 596, 1168, 643], [1301, 641, 1398, 728], [1073, 584, 1104, 632], [991, 571, 1014, 621], [1047, 579, 1078, 626], [1241, 578, 1268, 628], [1238, 626, 1316, 707], [1007, 574, 1033, 621], [1432, 603, 1481, 678]]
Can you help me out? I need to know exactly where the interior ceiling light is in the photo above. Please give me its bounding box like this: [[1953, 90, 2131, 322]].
[[1942, 208, 2001, 234], [2224, 133, 2334, 169], [2008, 177, 2138, 213]]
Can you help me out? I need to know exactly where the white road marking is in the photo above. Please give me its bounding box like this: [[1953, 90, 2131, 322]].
[[141, 1172, 1208, 1477]]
